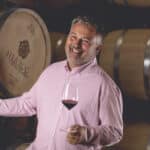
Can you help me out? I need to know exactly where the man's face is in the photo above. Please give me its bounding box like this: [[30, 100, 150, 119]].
[[65, 22, 98, 69]]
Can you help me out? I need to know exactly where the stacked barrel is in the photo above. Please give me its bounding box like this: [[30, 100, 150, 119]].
[[100, 29, 150, 100], [100, 1, 150, 150]]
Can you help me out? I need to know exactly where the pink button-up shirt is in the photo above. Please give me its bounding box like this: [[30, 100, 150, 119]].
[[0, 58, 123, 150]]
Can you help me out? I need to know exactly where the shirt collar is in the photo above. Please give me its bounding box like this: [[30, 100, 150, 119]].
[[64, 58, 97, 74]]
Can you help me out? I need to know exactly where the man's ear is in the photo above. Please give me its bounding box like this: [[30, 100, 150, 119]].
[[96, 44, 103, 55]]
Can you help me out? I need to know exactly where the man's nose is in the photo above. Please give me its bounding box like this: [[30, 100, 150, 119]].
[[74, 38, 82, 48]]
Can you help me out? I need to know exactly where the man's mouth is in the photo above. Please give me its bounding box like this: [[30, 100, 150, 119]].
[[70, 46, 82, 54], [72, 48, 81, 54]]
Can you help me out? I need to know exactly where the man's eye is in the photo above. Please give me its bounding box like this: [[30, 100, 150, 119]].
[[82, 40, 90, 46], [70, 35, 76, 40]]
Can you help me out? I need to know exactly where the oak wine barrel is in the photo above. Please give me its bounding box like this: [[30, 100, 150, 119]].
[[0, 8, 51, 97], [99, 29, 150, 100], [50, 32, 66, 62]]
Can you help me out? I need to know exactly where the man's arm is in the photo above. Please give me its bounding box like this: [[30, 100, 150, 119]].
[[0, 76, 39, 117], [67, 79, 123, 148]]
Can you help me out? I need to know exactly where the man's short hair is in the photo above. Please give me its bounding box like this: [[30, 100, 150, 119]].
[[71, 16, 98, 32]]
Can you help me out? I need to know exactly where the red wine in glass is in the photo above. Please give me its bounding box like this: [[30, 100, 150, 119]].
[[62, 81, 78, 110], [62, 99, 78, 110]]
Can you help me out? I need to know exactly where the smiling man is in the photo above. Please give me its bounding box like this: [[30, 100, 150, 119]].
[[0, 16, 123, 150]]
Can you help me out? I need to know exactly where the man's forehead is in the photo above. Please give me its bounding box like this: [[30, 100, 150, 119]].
[[70, 23, 96, 37]]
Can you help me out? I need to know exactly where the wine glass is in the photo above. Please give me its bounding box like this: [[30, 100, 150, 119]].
[[60, 81, 79, 133], [62, 81, 79, 110]]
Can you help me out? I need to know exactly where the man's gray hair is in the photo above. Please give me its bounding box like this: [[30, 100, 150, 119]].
[[71, 16, 98, 32]]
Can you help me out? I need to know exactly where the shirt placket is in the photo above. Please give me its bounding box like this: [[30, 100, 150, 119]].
[[49, 71, 72, 150]]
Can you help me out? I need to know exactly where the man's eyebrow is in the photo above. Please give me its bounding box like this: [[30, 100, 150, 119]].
[[82, 37, 90, 41], [69, 32, 76, 35]]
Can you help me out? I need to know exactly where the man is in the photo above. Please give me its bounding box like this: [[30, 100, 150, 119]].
[[0, 16, 123, 150]]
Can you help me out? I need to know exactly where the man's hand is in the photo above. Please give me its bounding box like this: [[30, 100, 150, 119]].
[[67, 124, 86, 145]]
